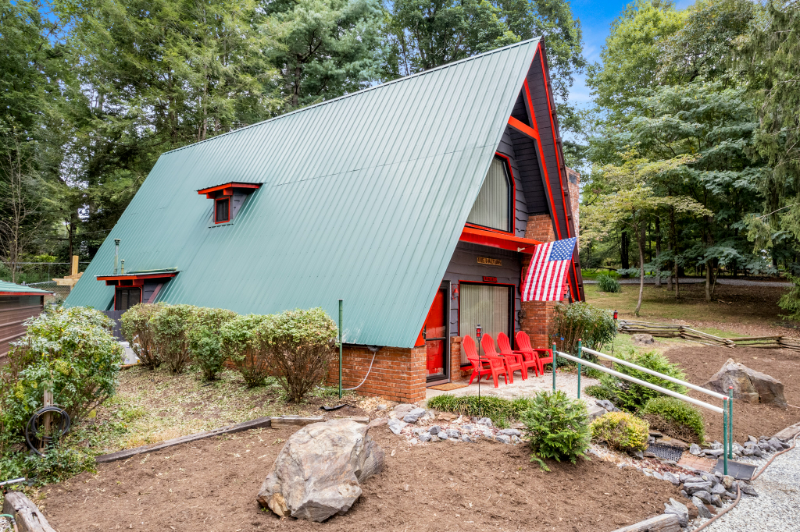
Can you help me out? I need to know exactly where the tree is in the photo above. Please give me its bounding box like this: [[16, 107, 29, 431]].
[[265, 0, 386, 109]]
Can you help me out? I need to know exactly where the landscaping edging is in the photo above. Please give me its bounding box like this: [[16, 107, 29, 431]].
[[2, 491, 57, 532], [612, 514, 681, 532]]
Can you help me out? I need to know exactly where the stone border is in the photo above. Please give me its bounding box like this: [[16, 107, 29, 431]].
[[95, 416, 368, 463]]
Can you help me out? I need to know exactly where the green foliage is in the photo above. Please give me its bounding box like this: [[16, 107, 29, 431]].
[[597, 274, 621, 293], [427, 394, 536, 422], [590, 411, 649, 453], [0, 307, 122, 450], [258, 308, 338, 402], [522, 390, 590, 471], [584, 384, 616, 402], [0, 442, 96, 485], [642, 396, 705, 444], [150, 304, 198, 373], [220, 314, 272, 387], [778, 275, 800, 321], [550, 301, 617, 355], [592, 349, 687, 412], [120, 303, 165, 369], [187, 307, 237, 380]]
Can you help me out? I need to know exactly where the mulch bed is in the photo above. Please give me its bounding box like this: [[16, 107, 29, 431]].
[[40, 423, 681, 532], [663, 345, 800, 443]]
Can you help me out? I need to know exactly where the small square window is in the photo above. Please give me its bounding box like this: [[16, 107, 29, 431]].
[[215, 198, 230, 223]]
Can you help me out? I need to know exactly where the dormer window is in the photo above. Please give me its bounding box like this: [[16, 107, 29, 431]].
[[198, 182, 261, 225], [467, 155, 513, 233]]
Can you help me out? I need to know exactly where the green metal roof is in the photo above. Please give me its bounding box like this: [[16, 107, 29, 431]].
[[66, 39, 541, 347], [0, 280, 51, 295]]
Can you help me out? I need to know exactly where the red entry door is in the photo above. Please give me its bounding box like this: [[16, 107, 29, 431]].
[[423, 287, 448, 379]]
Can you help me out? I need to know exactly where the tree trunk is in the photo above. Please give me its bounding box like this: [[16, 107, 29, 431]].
[[705, 260, 712, 302], [670, 207, 679, 299], [621, 231, 630, 270], [655, 218, 662, 288], [635, 224, 646, 316]]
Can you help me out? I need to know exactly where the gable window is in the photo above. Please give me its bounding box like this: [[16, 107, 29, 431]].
[[215, 198, 230, 224], [467, 155, 512, 233]]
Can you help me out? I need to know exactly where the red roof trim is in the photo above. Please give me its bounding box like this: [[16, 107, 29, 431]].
[[97, 273, 178, 282], [197, 182, 262, 195], [459, 226, 541, 254]]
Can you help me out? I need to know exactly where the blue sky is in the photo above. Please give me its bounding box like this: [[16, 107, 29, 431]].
[[568, 0, 696, 108]]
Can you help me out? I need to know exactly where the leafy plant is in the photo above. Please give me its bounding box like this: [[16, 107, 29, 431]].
[[584, 384, 616, 401], [0, 307, 122, 456], [120, 303, 165, 369], [188, 307, 237, 380], [591, 349, 687, 412], [642, 396, 705, 444], [522, 390, 591, 471], [220, 314, 272, 387], [597, 273, 621, 293], [590, 411, 649, 453], [426, 394, 536, 423], [150, 304, 198, 373], [258, 308, 338, 402], [550, 301, 617, 356]]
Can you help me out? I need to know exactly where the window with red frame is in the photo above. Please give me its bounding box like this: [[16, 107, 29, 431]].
[[467, 156, 512, 232], [215, 198, 230, 223]]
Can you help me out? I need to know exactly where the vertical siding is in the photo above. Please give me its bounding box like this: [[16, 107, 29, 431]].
[[495, 127, 530, 237], [0, 295, 43, 358]]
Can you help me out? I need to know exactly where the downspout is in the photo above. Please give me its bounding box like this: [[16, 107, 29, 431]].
[[114, 239, 120, 275]]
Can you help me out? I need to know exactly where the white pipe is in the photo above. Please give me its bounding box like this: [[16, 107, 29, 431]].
[[556, 351, 724, 414], [582, 347, 727, 400]]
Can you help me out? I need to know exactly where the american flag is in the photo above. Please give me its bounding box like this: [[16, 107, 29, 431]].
[[522, 237, 577, 302]]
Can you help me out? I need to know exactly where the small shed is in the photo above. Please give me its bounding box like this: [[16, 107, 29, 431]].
[[0, 280, 51, 360]]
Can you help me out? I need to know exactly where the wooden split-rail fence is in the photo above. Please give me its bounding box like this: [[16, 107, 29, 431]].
[[618, 319, 800, 351]]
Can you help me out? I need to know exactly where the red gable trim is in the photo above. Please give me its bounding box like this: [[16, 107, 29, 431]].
[[97, 273, 177, 281], [197, 182, 261, 198], [460, 226, 541, 254]]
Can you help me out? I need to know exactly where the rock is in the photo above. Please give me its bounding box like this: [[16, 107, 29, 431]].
[[679, 473, 690, 482], [663, 498, 688, 527], [511, 435, 521, 444], [758, 441, 771, 451], [595, 399, 620, 412], [703, 358, 787, 408], [710, 441, 723, 450], [388, 419, 406, 435], [462, 434, 473, 443], [403, 408, 427, 423], [653, 471, 664, 481], [588, 405, 608, 421], [722, 490, 736, 500], [732, 442, 744, 454], [693, 490, 712, 505], [257, 419, 384, 522], [393, 403, 415, 415], [429, 425, 441, 436], [438, 431, 449, 440], [710, 495, 723, 508], [644, 451, 658, 459], [748, 435, 757, 443], [461, 424, 473, 432], [437, 412, 456, 421], [710, 483, 727, 495], [477, 417, 493, 427], [722, 475, 734, 489], [738, 482, 758, 497], [632, 333, 655, 346], [495, 435, 511, 444], [704, 449, 724, 457], [633, 451, 644, 459], [446, 429, 461, 439], [768, 437, 785, 451], [683, 481, 712, 495], [498, 428, 522, 437], [376, 404, 387, 411], [680, 490, 689, 499], [663, 472, 680, 486], [752, 446, 763, 457], [742, 448, 754, 456], [419, 432, 431, 443], [692, 497, 713, 519]]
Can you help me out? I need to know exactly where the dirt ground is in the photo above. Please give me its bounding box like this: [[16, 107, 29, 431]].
[[40, 423, 681, 532], [663, 346, 800, 443]]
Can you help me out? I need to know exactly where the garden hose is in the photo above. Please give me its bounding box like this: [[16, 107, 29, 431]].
[[0, 513, 18, 532], [692, 432, 798, 531], [24, 405, 71, 456]]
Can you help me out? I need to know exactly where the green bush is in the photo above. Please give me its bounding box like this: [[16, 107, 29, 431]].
[[259, 308, 338, 402], [641, 397, 705, 444], [220, 314, 272, 387], [120, 303, 164, 369], [427, 394, 536, 423], [590, 412, 649, 453], [550, 302, 617, 356], [150, 304, 198, 373], [188, 307, 237, 380], [592, 349, 687, 412], [584, 384, 617, 401], [522, 390, 591, 471], [0, 307, 123, 446], [597, 274, 621, 293]]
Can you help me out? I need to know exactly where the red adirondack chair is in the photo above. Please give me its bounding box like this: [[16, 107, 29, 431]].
[[498, 332, 536, 378], [515, 330, 554, 376], [464, 335, 508, 388], [482, 334, 523, 384]]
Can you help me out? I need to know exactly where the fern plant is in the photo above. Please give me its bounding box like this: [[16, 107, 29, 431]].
[[522, 390, 591, 471]]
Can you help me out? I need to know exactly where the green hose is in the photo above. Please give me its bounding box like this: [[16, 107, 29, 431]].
[[0, 514, 17, 532]]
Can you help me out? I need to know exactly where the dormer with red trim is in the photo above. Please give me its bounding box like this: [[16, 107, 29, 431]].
[[197, 182, 261, 225]]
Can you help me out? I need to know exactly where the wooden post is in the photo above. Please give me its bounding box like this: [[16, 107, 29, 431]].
[[71, 255, 79, 276], [40, 390, 53, 453]]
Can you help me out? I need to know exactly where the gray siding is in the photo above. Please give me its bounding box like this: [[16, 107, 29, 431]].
[[495, 127, 529, 237], [509, 93, 549, 216]]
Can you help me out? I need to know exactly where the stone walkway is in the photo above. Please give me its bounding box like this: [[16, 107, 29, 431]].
[[691, 440, 800, 532], [426, 370, 600, 402]]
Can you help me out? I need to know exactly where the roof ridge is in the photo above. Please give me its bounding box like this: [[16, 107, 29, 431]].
[[161, 37, 541, 156]]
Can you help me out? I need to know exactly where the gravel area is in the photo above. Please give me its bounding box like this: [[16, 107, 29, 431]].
[[690, 439, 800, 531]]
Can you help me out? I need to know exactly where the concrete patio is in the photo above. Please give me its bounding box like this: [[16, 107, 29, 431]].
[[426, 369, 601, 402]]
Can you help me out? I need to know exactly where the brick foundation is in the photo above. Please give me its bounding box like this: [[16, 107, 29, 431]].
[[450, 336, 468, 381], [327, 345, 427, 403], [521, 214, 557, 349]]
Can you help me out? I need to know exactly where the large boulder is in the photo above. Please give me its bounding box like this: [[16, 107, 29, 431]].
[[703, 358, 787, 409], [257, 419, 385, 522]]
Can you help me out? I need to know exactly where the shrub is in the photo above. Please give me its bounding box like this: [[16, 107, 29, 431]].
[[188, 307, 237, 380], [597, 274, 621, 293], [584, 384, 616, 401], [590, 412, 649, 453], [592, 349, 687, 412], [0, 307, 123, 444], [120, 303, 164, 369], [220, 314, 272, 387], [427, 394, 536, 423], [259, 308, 338, 402], [522, 390, 591, 471], [641, 397, 705, 444], [550, 302, 616, 356], [150, 304, 198, 373]]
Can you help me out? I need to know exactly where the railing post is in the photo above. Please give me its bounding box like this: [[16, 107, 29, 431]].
[[723, 397, 728, 476], [552, 342, 557, 391], [728, 387, 734, 459], [577, 339, 582, 399]]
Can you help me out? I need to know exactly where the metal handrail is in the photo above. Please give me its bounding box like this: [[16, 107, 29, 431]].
[[582, 347, 727, 400], [554, 350, 723, 414]]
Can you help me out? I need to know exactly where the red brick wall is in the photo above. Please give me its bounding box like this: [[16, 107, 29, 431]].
[[450, 336, 466, 381], [327, 345, 427, 403], [521, 214, 556, 349]]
